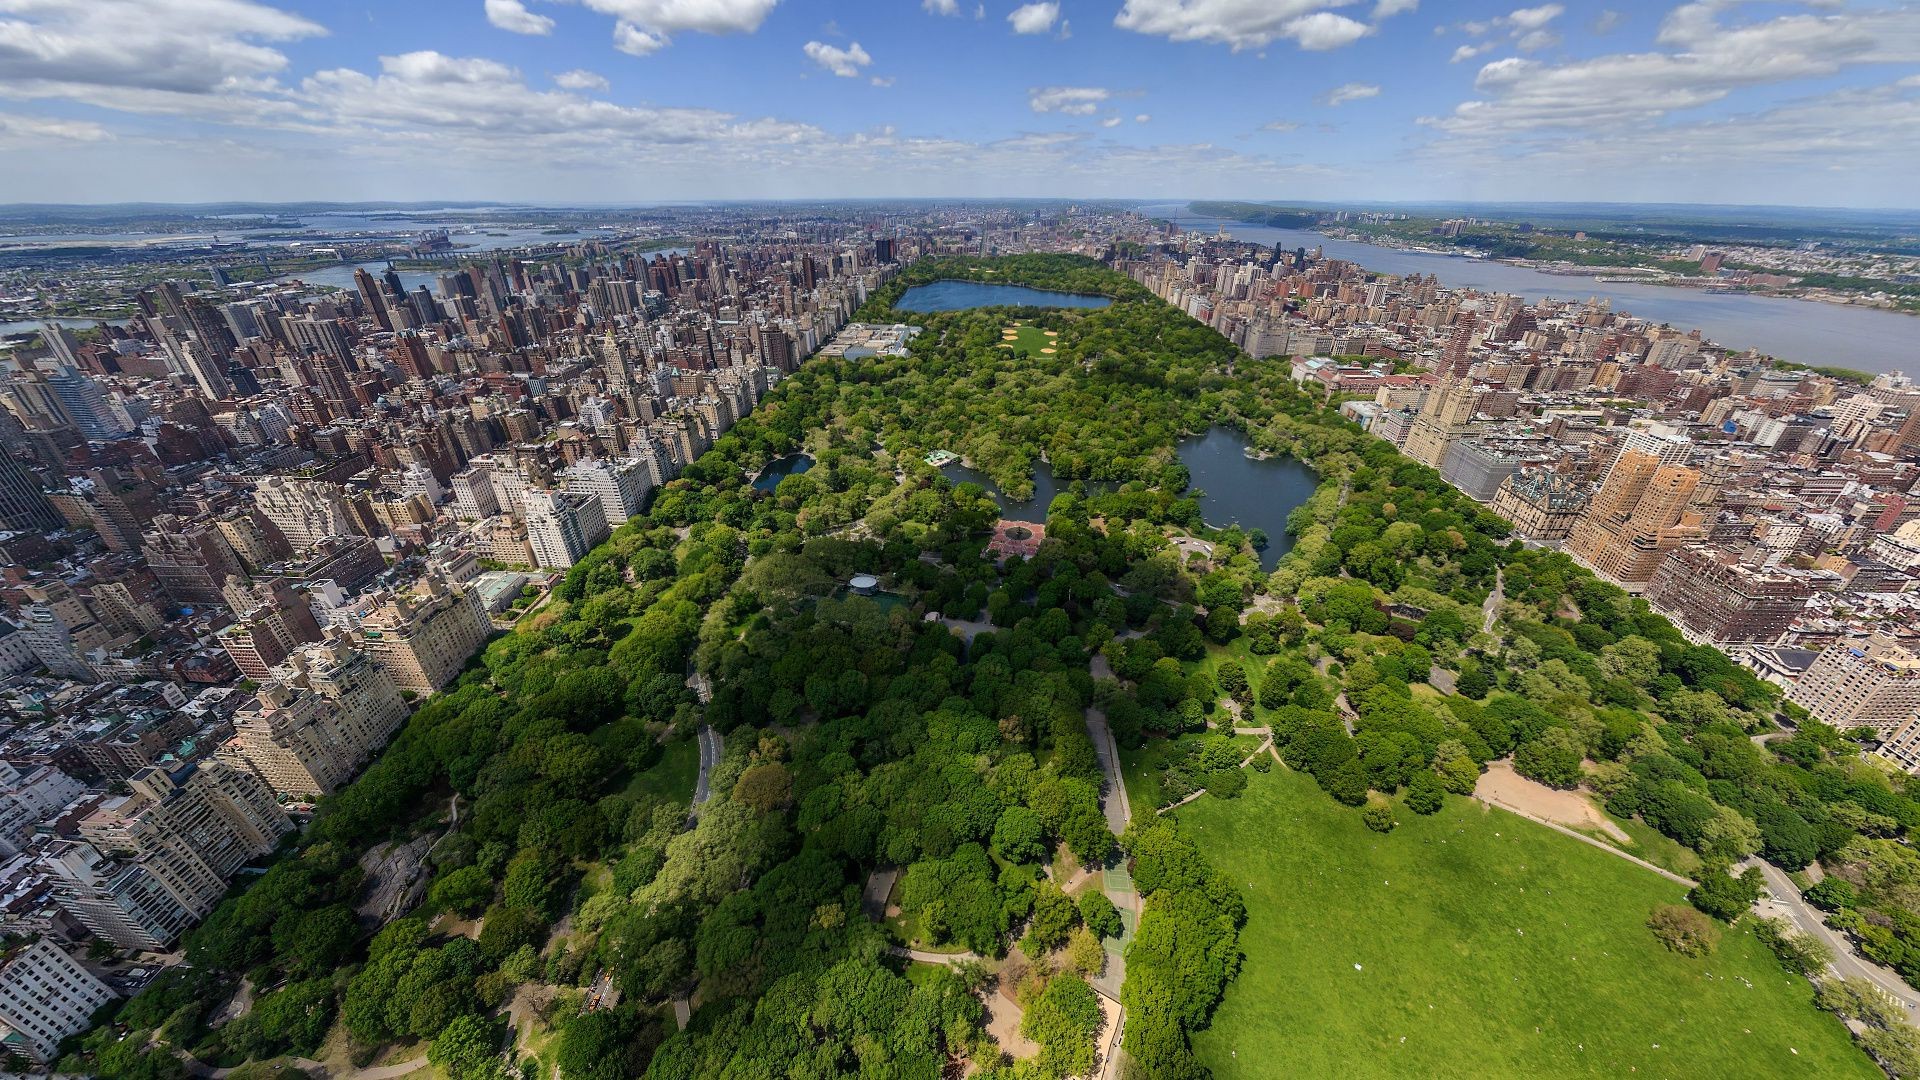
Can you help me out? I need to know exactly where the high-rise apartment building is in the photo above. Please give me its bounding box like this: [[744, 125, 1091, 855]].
[[1565, 449, 1705, 591], [1489, 468, 1589, 542], [1402, 377, 1481, 468], [0, 762, 85, 859], [449, 466, 500, 520], [140, 514, 246, 607], [523, 489, 609, 570], [46, 365, 130, 441], [252, 476, 355, 553], [1644, 547, 1825, 648], [0, 452, 57, 532], [356, 574, 492, 694], [41, 840, 199, 951], [0, 939, 115, 1063], [1788, 637, 1920, 734], [217, 638, 407, 798], [561, 456, 653, 525]]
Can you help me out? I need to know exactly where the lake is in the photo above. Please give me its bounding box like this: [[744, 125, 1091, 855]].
[[1141, 203, 1917, 377], [941, 460, 1111, 517], [942, 428, 1319, 572], [752, 452, 814, 492], [897, 280, 1112, 312], [1177, 427, 1320, 571]]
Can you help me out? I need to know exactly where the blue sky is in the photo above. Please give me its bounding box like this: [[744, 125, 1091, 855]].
[[0, 0, 1916, 207]]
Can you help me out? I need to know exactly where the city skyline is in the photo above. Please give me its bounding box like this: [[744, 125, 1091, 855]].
[[0, 0, 1917, 208]]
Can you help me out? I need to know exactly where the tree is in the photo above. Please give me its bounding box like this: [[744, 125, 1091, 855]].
[[1022, 974, 1102, 1079], [1688, 866, 1763, 922], [430, 865, 495, 917], [1025, 883, 1080, 955], [1647, 904, 1720, 957], [732, 762, 793, 812], [1754, 917, 1834, 977], [1404, 770, 1445, 815], [992, 806, 1047, 864], [1805, 878, 1859, 911], [1066, 927, 1106, 978], [429, 1013, 501, 1080], [1512, 726, 1584, 789], [1432, 740, 1481, 795], [1817, 977, 1910, 1031], [1361, 795, 1396, 833], [1598, 636, 1662, 684], [1078, 890, 1122, 939]]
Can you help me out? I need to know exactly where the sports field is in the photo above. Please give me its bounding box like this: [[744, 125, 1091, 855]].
[[1174, 767, 1874, 1079], [998, 323, 1056, 355]]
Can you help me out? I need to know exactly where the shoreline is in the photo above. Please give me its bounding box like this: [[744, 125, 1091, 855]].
[[1321, 230, 1920, 320]]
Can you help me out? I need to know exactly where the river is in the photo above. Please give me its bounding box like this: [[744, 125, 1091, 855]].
[[897, 281, 1113, 312], [1140, 203, 1916, 376]]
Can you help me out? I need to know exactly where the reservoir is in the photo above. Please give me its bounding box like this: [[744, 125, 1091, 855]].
[[897, 280, 1113, 312], [1177, 427, 1321, 572], [1143, 203, 1916, 377], [752, 452, 814, 492]]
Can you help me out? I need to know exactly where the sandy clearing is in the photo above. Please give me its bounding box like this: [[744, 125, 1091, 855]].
[[1475, 760, 1630, 842], [985, 986, 1039, 1059]]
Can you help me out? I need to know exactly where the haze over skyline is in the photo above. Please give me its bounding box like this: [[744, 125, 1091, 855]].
[[0, 0, 1917, 208]]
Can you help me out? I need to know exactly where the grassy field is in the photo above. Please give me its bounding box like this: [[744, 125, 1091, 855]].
[[1174, 768, 1874, 1080], [998, 323, 1056, 355], [1117, 732, 1265, 811], [622, 736, 700, 803]]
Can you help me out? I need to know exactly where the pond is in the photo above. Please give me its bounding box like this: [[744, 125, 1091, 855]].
[[941, 430, 1319, 570], [1176, 427, 1321, 572], [940, 460, 1112, 517], [896, 280, 1112, 312], [751, 452, 813, 492]]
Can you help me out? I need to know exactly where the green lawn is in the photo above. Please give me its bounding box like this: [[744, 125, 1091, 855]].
[[1118, 732, 1266, 811], [998, 322, 1055, 355], [1174, 768, 1874, 1080], [622, 736, 701, 803]]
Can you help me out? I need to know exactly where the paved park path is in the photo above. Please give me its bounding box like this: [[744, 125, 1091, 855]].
[[1747, 859, 1920, 1022], [1473, 790, 1698, 888], [690, 725, 723, 811]]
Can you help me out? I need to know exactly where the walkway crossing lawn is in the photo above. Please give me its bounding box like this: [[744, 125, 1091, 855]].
[[1174, 768, 1876, 1080]]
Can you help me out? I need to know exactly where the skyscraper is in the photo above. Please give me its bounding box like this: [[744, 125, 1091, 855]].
[[1565, 449, 1705, 591]]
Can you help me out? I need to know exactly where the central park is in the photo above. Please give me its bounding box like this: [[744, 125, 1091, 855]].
[[62, 255, 1920, 1080]]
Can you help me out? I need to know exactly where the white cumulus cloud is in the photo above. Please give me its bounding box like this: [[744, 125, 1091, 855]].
[[803, 40, 873, 78], [581, 0, 781, 53], [613, 22, 667, 54], [554, 69, 609, 91], [484, 0, 554, 35], [1008, 2, 1060, 35], [1029, 85, 1110, 114], [1114, 0, 1378, 51], [1283, 12, 1370, 50], [923, 0, 960, 13]]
